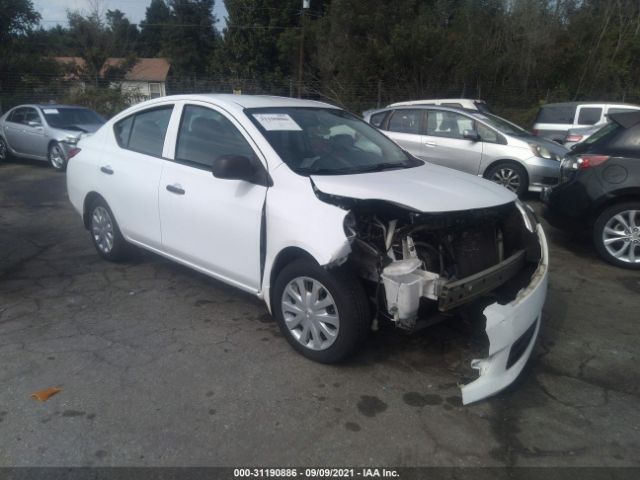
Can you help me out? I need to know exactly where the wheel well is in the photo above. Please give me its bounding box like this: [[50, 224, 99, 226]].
[[82, 192, 106, 229], [589, 194, 640, 226], [268, 246, 317, 296], [47, 140, 58, 152]]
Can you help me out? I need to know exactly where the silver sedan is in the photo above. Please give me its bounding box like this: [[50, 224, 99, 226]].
[[0, 104, 104, 171]]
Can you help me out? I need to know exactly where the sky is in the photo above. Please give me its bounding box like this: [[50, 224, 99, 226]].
[[33, 0, 229, 28]]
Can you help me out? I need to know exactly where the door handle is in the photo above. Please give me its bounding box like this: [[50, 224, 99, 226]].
[[100, 166, 114, 175], [424, 141, 437, 147], [166, 184, 185, 195]]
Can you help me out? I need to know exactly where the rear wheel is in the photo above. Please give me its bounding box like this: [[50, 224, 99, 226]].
[[48, 142, 67, 171], [593, 202, 640, 269], [485, 162, 528, 196], [272, 259, 370, 363], [88, 198, 128, 262]]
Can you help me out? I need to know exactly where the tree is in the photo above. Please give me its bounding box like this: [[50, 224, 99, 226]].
[[107, 9, 139, 56], [0, 0, 52, 111], [164, 0, 219, 75], [138, 0, 173, 57]]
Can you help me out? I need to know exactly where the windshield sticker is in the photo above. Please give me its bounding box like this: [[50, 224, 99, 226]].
[[43, 108, 59, 114], [253, 113, 302, 131]]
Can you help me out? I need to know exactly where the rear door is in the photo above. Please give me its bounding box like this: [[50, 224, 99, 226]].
[[97, 105, 174, 248], [381, 109, 426, 159], [158, 102, 267, 292], [3, 108, 28, 153], [422, 110, 483, 174]]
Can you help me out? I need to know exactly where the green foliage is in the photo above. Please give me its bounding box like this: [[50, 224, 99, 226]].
[[62, 86, 135, 119], [138, 0, 173, 57]]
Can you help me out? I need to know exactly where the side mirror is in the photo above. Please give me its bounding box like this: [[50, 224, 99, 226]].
[[28, 120, 42, 128], [463, 129, 481, 141], [212, 154, 259, 183]]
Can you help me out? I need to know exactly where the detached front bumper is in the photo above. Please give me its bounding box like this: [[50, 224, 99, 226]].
[[460, 224, 549, 405]]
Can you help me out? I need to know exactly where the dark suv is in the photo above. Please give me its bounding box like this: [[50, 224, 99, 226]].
[[542, 111, 640, 269]]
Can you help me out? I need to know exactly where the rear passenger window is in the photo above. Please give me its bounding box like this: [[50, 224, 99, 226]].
[[175, 105, 255, 169], [578, 107, 602, 125], [370, 112, 387, 128], [388, 110, 421, 134], [114, 106, 173, 157]]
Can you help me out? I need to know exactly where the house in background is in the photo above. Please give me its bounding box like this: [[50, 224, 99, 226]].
[[102, 58, 171, 103], [53, 57, 171, 104]]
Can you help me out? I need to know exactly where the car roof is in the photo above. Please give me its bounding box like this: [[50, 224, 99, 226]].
[[541, 101, 640, 108], [159, 94, 337, 110], [371, 105, 481, 115]]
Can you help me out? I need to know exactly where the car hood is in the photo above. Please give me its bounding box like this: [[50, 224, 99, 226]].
[[511, 134, 568, 156], [311, 162, 516, 213], [53, 123, 103, 135]]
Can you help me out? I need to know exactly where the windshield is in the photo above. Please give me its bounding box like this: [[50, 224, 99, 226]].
[[41, 107, 105, 129], [246, 107, 421, 175], [473, 112, 529, 136]]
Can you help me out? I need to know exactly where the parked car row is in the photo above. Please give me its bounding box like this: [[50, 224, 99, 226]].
[[1, 94, 637, 404]]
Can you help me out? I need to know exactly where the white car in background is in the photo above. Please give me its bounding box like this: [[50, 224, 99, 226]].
[[66, 94, 548, 404], [387, 98, 492, 113]]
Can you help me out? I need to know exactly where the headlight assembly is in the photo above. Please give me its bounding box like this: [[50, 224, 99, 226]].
[[528, 143, 558, 161]]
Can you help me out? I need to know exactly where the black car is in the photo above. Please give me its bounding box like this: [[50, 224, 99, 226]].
[[542, 111, 640, 269]]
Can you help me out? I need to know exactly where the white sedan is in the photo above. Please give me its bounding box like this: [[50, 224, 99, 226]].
[[67, 94, 548, 404]]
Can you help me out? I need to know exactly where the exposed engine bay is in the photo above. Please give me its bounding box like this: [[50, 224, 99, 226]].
[[317, 190, 542, 331]]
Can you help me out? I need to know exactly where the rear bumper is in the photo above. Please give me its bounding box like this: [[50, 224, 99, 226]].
[[460, 224, 549, 404]]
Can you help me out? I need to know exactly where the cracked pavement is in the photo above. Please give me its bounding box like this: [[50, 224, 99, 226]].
[[1, 160, 639, 467]]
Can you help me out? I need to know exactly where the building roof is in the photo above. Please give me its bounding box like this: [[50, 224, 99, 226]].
[[102, 58, 171, 82], [53, 57, 170, 82]]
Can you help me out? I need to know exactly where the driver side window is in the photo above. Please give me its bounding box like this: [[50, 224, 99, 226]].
[[175, 105, 255, 169]]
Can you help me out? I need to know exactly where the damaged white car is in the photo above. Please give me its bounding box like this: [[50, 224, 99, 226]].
[[66, 95, 548, 404]]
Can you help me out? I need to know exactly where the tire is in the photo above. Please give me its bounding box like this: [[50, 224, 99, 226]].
[[485, 162, 528, 196], [48, 142, 67, 172], [88, 198, 128, 262], [0, 136, 10, 163], [593, 202, 640, 269], [272, 258, 370, 363]]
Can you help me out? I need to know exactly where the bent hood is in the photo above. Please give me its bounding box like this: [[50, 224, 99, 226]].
[[311, 162, 516, 213]]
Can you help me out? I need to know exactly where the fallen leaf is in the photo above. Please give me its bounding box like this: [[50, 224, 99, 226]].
[[31, 387, 62, 402]]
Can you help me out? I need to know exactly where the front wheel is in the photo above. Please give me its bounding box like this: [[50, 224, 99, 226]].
[[272, 259, 370, 363], [593, 202, 640, 269], [485, 162, 528, 196], [48, 142, 67, 171]]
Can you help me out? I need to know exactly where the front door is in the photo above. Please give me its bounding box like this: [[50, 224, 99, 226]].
[[158, 103, 267, 292]]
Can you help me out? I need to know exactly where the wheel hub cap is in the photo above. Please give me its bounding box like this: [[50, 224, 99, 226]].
[[91, 206, 114, 254], [50, 146, 64, 168], [492, 168, 520, 192], [281, 277, 340, 351], [602, 210, 640, 263]]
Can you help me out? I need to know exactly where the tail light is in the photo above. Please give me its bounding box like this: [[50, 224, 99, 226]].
[[565, 134, 583, 143], [67, 147, 81, 160], [568, 154, 610, 170]]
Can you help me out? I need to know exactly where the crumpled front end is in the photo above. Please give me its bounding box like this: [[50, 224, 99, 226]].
[[316, 189, 548, 404], [461, 224, 548, 404]]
